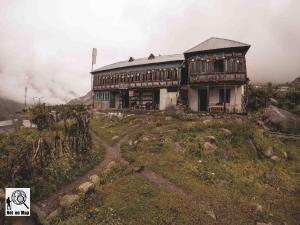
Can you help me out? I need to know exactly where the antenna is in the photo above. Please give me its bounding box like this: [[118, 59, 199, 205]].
[[24, 86, 27, 109]]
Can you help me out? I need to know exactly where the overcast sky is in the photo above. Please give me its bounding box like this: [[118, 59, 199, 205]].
[[0, 0, 299, 104]]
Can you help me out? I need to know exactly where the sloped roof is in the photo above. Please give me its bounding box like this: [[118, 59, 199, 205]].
[[92, 54, 184, 73], [185, 37, 250, 54]]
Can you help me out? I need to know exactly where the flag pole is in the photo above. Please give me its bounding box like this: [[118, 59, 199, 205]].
[[91, 48, 97, 109], [91, 60, 94, 108]]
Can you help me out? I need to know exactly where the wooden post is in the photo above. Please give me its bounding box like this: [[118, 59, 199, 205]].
[[207, 85, 210, 111], [234, 85, 237, 113], [223, 84, 226, 112]]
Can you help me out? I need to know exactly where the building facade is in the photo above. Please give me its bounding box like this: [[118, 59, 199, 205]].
[[91, 37, 250, 113]]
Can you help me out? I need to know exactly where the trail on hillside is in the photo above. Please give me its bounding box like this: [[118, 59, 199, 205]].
[[31, 122, 189, 223]]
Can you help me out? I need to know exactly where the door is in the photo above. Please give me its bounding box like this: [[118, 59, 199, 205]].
[[121, 90, 129, 108], [153, 90, 160, 109], [110, 92, 116, 108], [198, 89, 208, 111]]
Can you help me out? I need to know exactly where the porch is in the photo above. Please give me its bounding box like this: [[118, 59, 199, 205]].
[[188, 85, 245, 113]]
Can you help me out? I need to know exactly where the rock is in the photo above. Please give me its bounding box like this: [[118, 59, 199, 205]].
[[255, 204, 263, 214], [202, 142, 217, 155], [236, 118, 243, 123], [0, 188, 4, 200], [203, 119, 211, 125], [206, 210, 216, 220], [124, 167, 134, 175], [59, 194, 80, 208], [134, 140, 138, 145], [257, 120, 265, 126], [264, 105, 300, 133], [283, 151, 288, 159], [133, 166, 144, 173], [104, 161, 116, 172], [128, 140, 133, 146], [263, 146, 273, 157], [78, 182, 95, 194], [206, 135, 216, 143], [271, 155, 280, 162], [46, 207, 62, 221], [166, 129, 177, 134], [220, 128, 232, 136], [142, 136, 150, 141], [165, 116, 172, 121], [112, 135, 119, 141], [270, 98, 279, 106], [218, 179, 229, 187], [89, 174, 100, 184]]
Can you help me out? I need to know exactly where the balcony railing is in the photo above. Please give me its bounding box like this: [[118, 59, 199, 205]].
[[93, 80, 179, 90], [189, 73, 247, 83]]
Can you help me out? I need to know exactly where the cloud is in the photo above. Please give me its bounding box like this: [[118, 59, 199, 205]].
[[0, 0, 299, 104]]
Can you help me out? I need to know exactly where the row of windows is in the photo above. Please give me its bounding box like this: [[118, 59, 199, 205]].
[[95, 91, 110, 101], [189, 58, 245, 74], [94, 69, 179, 86]]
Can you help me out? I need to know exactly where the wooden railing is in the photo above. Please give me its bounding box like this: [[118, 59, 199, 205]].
[[189, 73, 247, 83], [93, 80, 180, 90]]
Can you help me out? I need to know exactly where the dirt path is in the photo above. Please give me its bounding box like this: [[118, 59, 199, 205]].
[[30, 123, 188, 223], [35, 132, 120, 215]]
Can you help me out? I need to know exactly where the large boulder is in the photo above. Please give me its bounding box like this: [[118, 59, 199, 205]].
[[264, 105, 300, 133], [78, 182, 95, 194], [89, 174, 100, 184], [202, 142, 217, 155]]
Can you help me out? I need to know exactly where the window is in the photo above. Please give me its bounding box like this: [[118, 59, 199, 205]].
[[219, 88, 230, 103], [214, 60, 224, 72], [95, 91, 110, 101], [167, 71, 172, 80]]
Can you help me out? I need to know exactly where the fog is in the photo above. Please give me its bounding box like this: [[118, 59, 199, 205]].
[[0, 0, 299, 104]]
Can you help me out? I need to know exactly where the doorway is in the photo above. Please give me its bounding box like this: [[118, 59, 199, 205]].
[[121, 90, 129, 108], [110, 92, 116, 108], [153, 90, 160, 109], [198, 89, 208, 111]]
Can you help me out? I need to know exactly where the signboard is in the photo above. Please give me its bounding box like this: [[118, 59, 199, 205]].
[[129, 90, 134, 97]]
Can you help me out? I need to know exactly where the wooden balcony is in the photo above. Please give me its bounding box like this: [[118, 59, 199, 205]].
[[93, 80, 179, 90], [189, 73, 247, 84]]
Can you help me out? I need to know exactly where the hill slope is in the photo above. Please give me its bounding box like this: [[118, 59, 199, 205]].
[[67, 91, 92, 105], [0, 97, 23, 120]]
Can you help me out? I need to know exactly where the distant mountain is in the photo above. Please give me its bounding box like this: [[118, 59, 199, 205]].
[[67, 91, 92, 105], [292, 77, 300, 86], [0, 97, 24, 120]]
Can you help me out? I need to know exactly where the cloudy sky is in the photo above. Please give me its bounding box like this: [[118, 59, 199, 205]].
[[0, 0, 299, 104]]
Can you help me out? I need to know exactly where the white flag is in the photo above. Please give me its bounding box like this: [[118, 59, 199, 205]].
[[92, 48, 97, 65]]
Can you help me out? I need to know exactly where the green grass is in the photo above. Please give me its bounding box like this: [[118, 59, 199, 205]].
[[51, 172, 215, 225], [120, 114, 300, 224], [0, 128, 105, 199], [90, 113, 144, 144]]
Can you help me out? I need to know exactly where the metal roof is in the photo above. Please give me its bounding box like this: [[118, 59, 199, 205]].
[[92, 54, 184, 73], [184, 37, 250, 54]]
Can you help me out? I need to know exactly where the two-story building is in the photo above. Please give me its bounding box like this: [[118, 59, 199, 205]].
[[91, 37, 250, 113]]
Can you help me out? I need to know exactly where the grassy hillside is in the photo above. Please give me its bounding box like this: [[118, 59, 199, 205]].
[[50, 112, 300, 225]]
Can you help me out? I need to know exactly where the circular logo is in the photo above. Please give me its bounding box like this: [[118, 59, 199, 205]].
[[11, 190, 29, 209]]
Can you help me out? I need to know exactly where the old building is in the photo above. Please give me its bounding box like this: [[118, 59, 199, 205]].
[[91, 37, 250, 113]]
